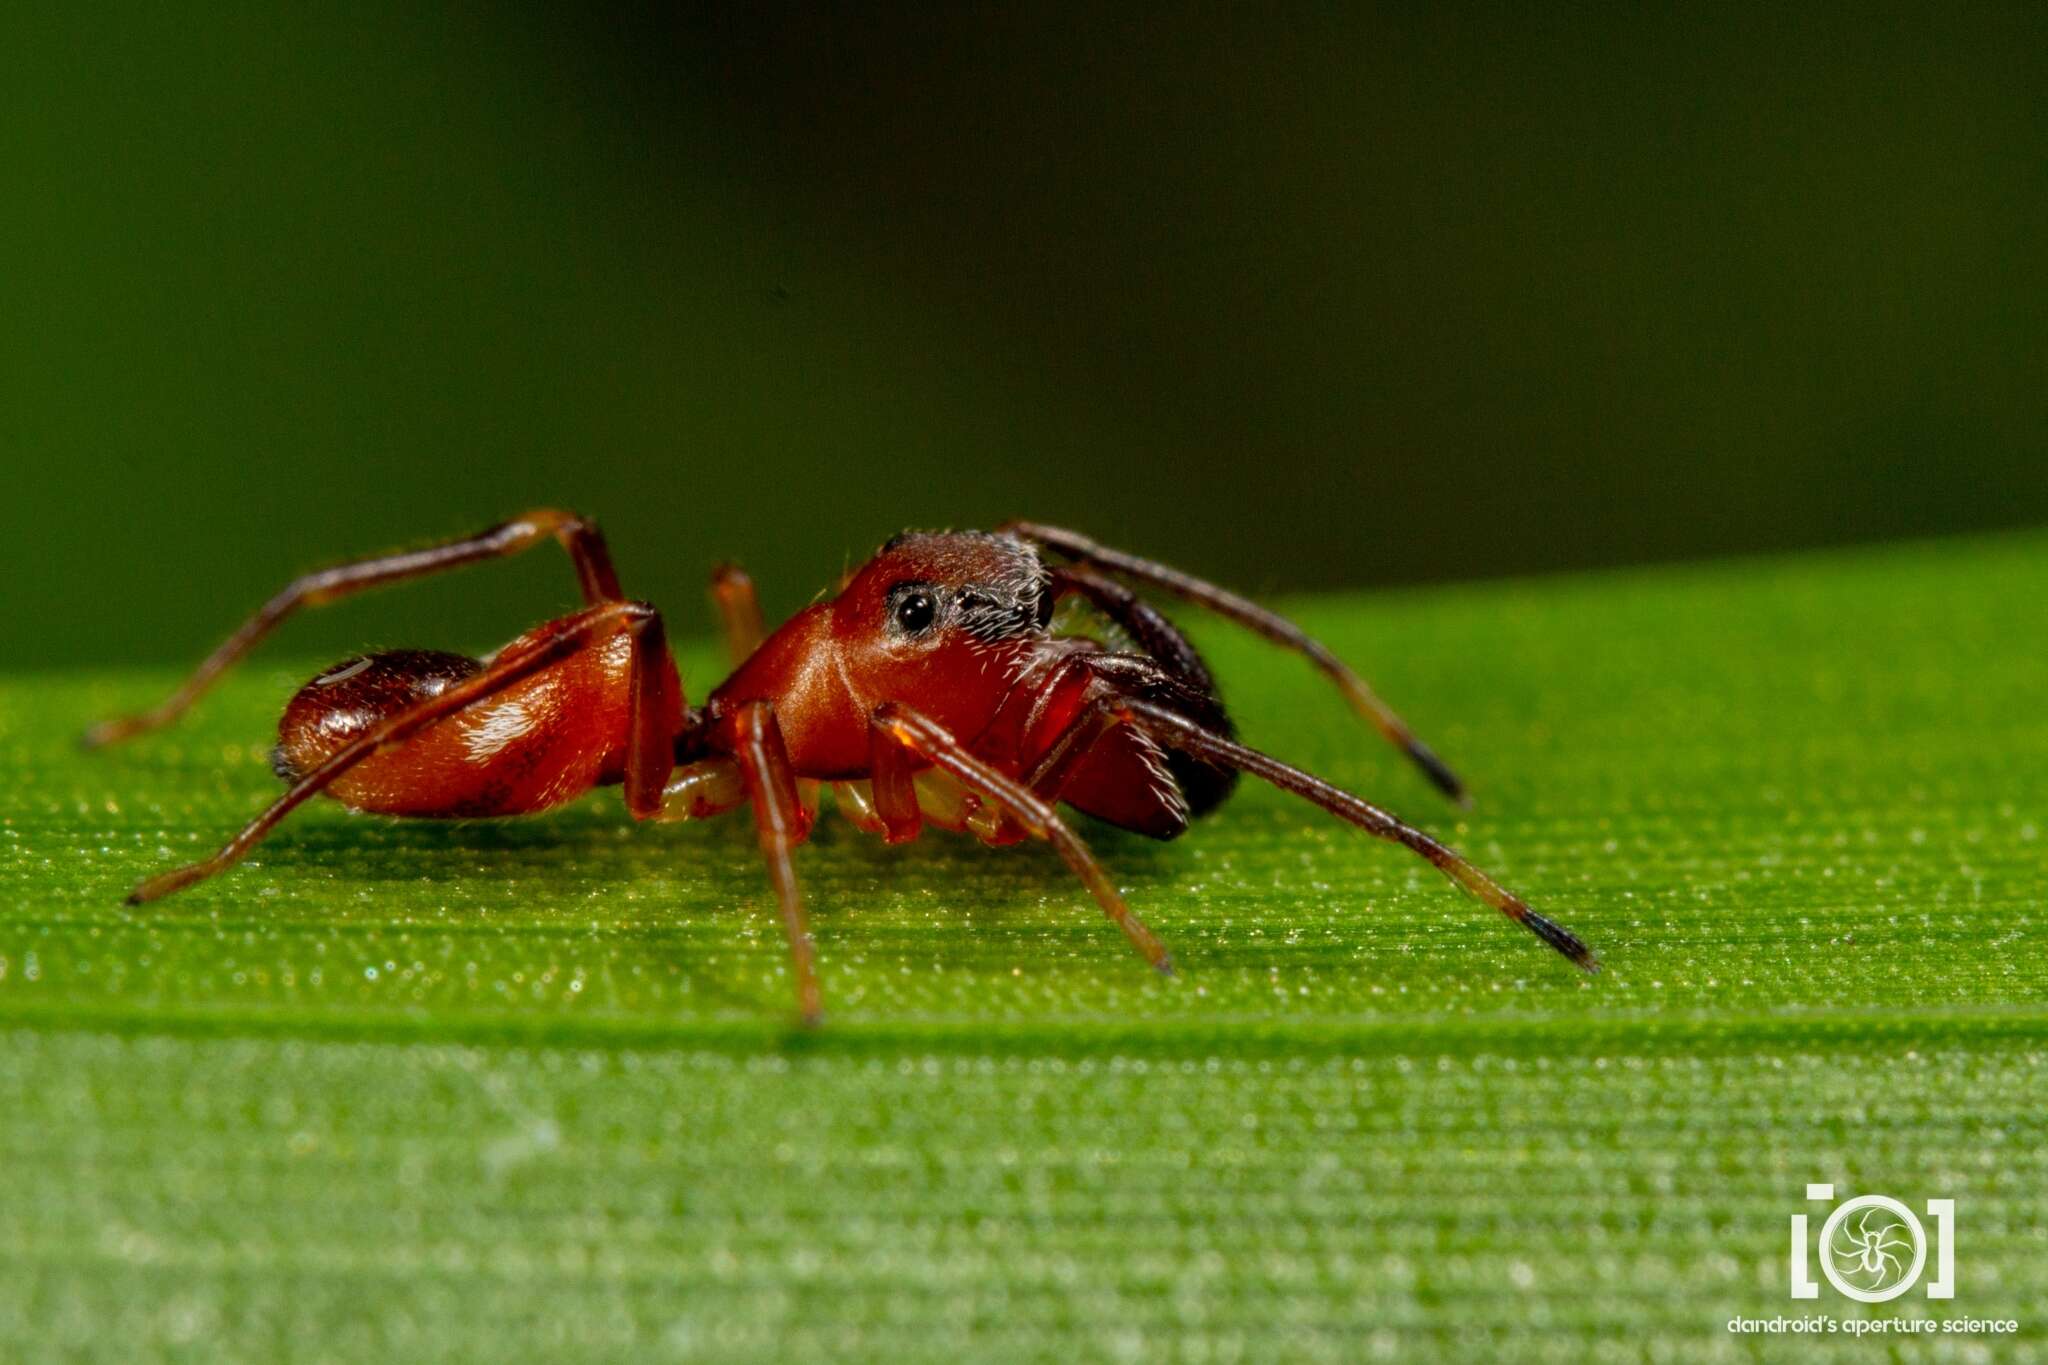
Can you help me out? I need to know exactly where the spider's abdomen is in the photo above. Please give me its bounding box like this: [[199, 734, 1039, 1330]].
[[274, 619, 674, 817]]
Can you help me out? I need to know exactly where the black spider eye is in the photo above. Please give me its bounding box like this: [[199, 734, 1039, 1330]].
[[893, 589, 938, 636]]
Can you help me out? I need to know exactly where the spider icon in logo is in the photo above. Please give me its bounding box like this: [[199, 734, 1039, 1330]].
[[1789, 1185, 1955, 1302], [1822, 1199, 1921, 1299]]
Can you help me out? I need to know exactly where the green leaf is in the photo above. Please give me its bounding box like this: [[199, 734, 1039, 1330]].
[[3, 534, 2042, 1360]]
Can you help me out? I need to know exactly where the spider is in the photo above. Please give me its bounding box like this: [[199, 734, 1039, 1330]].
[[1832, 1209, 1913, 1287], [86, 511, 1597, 1023]]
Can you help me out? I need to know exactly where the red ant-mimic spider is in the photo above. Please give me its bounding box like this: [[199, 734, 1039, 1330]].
[[87, 512, 1596, 1023]]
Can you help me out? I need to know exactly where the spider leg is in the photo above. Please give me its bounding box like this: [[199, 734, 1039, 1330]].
[[723, 702, 823, 1027], [1048, 563, 1221, 698], [870, 702, 1173, 973], [648, 759, 749, 823], [708, 562, 767, 665], [1029, 690, 1596, 969], [85, 509, 624, 748], [1001, 520, 1468, 804], [617, 607, 681, 820], [122, 600, 664, 905]]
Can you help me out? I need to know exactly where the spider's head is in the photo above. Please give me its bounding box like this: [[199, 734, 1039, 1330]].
[[839, 530, 1054, 652], [706, 530, 1055, 773], [816, 529, 1054, 740]]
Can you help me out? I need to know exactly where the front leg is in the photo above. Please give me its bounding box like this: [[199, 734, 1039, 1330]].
[[1019, 667, 1597, 971], [1003, 520, 1468, 803], [1120, 698, 1596, 970], [868, 703, 1172, 973]]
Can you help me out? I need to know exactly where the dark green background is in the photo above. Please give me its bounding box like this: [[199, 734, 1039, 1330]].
[[8, 4, 2043, 669]]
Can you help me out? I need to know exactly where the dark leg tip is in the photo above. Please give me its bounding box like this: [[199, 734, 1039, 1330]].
[[123, 863, 214, 906], [1154, 952, 1176, 977], [1523, 907, 1600, 973], [1405, 737, 1470, 807]]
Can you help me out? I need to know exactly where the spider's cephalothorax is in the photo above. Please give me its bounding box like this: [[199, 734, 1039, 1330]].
[[87, 511, 1597, 1024], [700, 528, 1238, 840]]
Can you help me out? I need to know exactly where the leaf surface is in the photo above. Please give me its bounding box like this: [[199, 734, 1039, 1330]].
[[2, 534, 2042, 1360]]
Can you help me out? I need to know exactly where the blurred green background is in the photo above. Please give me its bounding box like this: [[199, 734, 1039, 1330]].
[[6, 4, 2043, 670]]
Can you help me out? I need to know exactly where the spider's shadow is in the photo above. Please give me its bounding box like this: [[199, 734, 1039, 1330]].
[[237, 800, 1182, 938], [210, 803, 1182, 1013]]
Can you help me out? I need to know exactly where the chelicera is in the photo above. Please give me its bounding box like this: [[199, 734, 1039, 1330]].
[[87, 511, 1597, 1023]]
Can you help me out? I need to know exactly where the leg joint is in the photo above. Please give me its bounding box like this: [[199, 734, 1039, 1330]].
[[512, 507, 595, 536]]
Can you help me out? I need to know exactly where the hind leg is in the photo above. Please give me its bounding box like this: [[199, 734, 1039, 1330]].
[[85, 509, 624, 748], [124, 600, 675, 903]]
